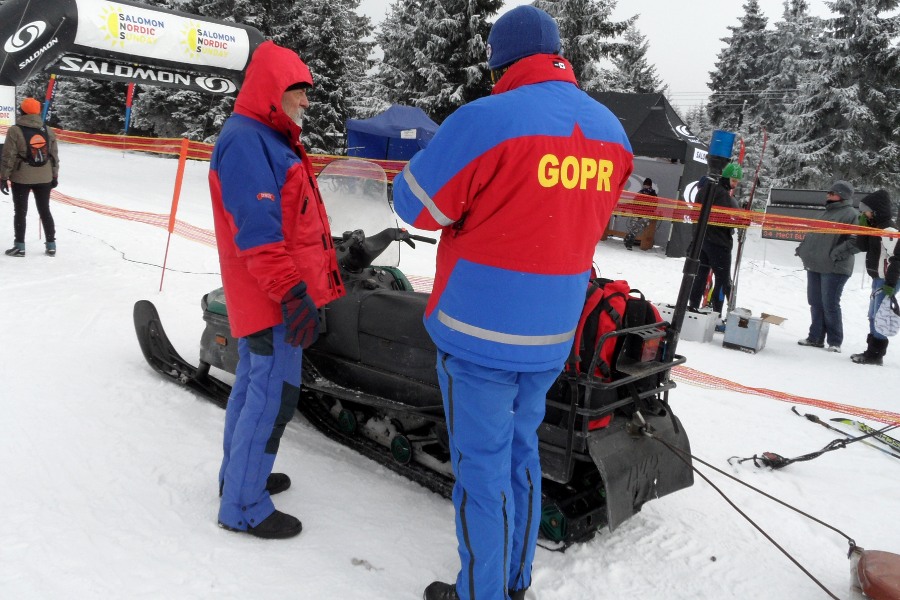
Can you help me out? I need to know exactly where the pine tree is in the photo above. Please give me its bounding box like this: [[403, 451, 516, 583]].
[[277, 0, 375, 154], [533, 0, 631, 92], [754, 0, 822, 135], [607, 23, 666, 94], [707, 0, 769, 131], [376, 0, 501, 123], [681, 103, 713, 142], [774, 0, 899, 193]]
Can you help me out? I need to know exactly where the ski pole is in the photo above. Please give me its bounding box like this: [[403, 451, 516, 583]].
[[728, 129, 768, 312]]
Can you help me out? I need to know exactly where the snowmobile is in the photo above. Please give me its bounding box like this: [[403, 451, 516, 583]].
[[134, 158, 693, 546]]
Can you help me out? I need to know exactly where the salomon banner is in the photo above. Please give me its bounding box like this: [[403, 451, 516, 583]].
[[0, 0, 264, 94], [0, 0, 78, 87], [0, 85, 16, 142]]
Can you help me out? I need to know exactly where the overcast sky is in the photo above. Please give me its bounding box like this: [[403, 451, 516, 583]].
[[356, 0, 837, 110]]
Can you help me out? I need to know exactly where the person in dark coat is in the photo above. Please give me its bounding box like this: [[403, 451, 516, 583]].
[[795, 180, 860, 352], [687, 162, 742, 317], [0, 97, 60, 257], [850, 190, 897, 365], [623, 177, 657, 250]]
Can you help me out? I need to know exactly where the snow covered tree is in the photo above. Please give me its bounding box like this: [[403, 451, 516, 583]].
[[606, 23, 666, 94], [376, 0, 501, 123], [681, 103, 714, 142], [274, 0, 375, 154], [753, 0, 823, 135], [533, 0, 631, 92], [707, 0, 769, 131], [773, 0, 900, 192]]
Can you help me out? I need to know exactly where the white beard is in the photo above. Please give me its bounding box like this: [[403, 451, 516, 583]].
[[290, 107, 305, 127]]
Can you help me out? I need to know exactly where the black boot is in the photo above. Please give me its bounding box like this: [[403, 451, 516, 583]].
[[219, 472, 291, 497], [423, 582, 459, 600], [851, 335, 887, 365], [219, 509, 302, 539], [623, 233, 635, 250]]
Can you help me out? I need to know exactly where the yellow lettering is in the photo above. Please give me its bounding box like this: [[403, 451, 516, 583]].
[[595, 159, 613, 192], [537, 154, 615, 192], [561, 156, 579, 189], [579, 158, 597, 190], [538, 154, 559, 188]]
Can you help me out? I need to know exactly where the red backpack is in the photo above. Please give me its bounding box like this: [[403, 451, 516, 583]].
[[566, 278, 663, 382]]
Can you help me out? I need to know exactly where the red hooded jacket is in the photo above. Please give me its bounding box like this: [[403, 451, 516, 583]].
[[209, 41, 345, 338]]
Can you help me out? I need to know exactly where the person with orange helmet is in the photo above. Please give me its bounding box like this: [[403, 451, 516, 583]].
[[1, 97, 59, 257]]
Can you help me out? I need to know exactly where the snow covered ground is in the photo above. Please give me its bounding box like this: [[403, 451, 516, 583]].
[[2, 142, 897, 599]]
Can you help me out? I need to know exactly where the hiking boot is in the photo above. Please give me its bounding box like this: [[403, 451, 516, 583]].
[[851, 351, 883, 365], [219, 472, 291, 497], [5, 242, 24, 257], [219, 509, 302, 539], [797, 338, 824, 348], [826, 345, 841, 353], [423, 582, 459, 600], [851, 336, 887, 365], [45, 241, 56, 257], [265, 472, 291, 495], [509, 589, 528, 600]]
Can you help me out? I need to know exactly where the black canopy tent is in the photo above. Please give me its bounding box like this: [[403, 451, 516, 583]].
[[588, 92, 709, 257]]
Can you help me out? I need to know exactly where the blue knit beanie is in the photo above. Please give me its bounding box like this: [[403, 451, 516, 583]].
[[487, 6, 561, 70]]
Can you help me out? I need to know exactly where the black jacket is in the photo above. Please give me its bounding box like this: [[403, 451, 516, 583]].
[[700, 176, 739, 250], [855, 190, 895, 279]]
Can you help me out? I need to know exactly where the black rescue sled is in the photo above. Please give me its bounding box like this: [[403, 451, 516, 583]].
[[134, 158, 693, 546]]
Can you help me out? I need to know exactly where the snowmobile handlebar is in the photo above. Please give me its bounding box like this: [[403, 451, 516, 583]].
[[337, 227, 436, 272]]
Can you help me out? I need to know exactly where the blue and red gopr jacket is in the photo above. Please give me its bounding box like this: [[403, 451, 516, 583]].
[[209, 41, 344, 338], [393, 54, 634, 372]]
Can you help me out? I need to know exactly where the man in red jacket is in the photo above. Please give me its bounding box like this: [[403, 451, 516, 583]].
[[209, 41, 345, 539]]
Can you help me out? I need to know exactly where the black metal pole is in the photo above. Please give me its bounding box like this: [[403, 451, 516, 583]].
[[667, 147, 732, 360]]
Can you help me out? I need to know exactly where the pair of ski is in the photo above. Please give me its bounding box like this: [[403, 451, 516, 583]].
[[793, 407, 900, 460]]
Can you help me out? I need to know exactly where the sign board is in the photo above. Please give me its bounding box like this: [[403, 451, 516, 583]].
[[399, 128, 417, 140], [763, 188, 870, 242], [0, 85, 15, 143]]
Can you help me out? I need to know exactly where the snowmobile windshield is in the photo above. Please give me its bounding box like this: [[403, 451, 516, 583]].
[[317, 158, 400, 267]]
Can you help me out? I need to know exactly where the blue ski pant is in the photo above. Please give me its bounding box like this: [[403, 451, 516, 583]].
[[218, 324, 302, 530], [436, 352, 560, 600], [806, 271, 850, 347]]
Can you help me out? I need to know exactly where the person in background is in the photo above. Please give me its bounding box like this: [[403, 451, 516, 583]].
[[687, 162, 742, 322], [795, 180, 860, 353], [392, 6, 633, 600], [850, 190, 897, 365], [623, 177, 657, 250], [0, 97, 59, 257], [209, 41, 345, 539]]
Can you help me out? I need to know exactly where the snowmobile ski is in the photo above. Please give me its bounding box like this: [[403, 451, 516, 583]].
[[830, 418, 900, 455], [133, 300, 231, 407]]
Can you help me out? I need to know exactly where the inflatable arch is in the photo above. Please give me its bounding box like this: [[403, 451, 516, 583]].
[[0, 0, 265, 94]]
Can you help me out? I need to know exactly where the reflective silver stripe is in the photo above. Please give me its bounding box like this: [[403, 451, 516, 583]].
[[437, 310, 575, 346], [402, 165, 454, 227]]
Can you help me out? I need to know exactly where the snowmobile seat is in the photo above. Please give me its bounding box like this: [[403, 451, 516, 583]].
[[357, 289, 438, 388]]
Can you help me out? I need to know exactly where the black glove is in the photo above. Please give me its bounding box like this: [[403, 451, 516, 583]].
[[51, 178, 58, 189], [0, 179, 8, 195], [281, 281, 319, 348]]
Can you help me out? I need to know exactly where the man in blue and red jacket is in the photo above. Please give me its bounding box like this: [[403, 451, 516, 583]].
[[393, 7, 633, 600], [209, 41, 344, 539]]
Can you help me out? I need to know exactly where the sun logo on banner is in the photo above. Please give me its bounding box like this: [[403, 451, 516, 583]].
[[99, 4, 125, 48], [182, 21, 202, 60]]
